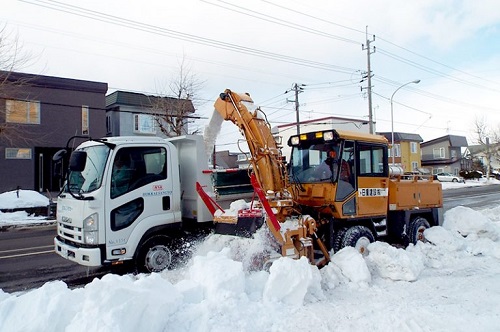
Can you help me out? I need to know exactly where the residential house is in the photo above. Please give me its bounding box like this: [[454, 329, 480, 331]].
[[468, 143, 500, 172], [377, 132, 423, 172], [105, 91, 195, 137], [277, 116, 370, 161], [421, 135, 469, 175], [0, 71, 107, 193]]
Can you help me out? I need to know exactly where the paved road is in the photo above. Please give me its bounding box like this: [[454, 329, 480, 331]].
[[442, 183, 500, 211], [0, 225, 117, 293], [1, 184, 499, 293]]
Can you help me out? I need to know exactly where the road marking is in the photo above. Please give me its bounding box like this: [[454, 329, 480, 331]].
[[0, 250, 55, 260], [0, 245, 54, 254]]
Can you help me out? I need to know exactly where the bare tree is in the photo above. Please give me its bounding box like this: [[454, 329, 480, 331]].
[[0, 25, 36, 145], [473, 116, 500, 179], [151, 55, 205, 137]]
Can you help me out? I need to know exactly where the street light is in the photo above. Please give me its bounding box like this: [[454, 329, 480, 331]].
[[390, 79, 421, 165]]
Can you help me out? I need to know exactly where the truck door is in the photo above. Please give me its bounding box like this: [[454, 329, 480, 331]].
[[105, 146, 176, 257], [356, 143, 389, 216]]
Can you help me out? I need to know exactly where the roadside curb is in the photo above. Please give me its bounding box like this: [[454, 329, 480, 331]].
[[0, 220, 56, 232]]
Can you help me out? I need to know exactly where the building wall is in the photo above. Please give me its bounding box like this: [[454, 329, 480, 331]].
[[0, 73, 107, 193], [400, 141, 421, 171]]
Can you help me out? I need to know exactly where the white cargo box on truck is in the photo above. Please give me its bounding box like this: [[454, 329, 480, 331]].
[[167, 135, 215, 223]]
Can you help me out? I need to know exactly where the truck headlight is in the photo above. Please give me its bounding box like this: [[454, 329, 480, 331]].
[[83, 213, 98, 245]]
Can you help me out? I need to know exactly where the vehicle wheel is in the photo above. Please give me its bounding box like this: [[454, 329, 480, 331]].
[[452, 178, 458, 183], [333, 227, 348, 253], [135, 235, 174, 273], [341, 226, 375, 256], [408, 217, 430, 244]]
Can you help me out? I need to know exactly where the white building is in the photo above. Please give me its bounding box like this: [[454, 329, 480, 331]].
[[275, 116, 370, 161]]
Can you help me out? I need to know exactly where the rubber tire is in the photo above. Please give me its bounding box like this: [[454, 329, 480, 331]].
[[408, 217, 430, 245], [135, 235, 174, 273], [333, 227, 348, 253], [452, 178, 458, 183], [341, 226, 375, 256]]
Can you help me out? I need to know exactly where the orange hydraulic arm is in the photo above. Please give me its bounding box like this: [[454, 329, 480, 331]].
[[214, 90, 288, 196]]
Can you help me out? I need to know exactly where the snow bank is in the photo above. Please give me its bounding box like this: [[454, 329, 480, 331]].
[[0, 189, 49, 209], [1, 206, 500, 331]]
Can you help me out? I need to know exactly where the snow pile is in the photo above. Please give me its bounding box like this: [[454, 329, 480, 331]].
[[1, 205, 500, 331], [0, 190, 52, 226], [0, 189, 49, 209]]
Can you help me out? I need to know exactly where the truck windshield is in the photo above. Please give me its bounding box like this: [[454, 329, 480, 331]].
[[289, 143, 341, 184], [66, 145, 110, 194]]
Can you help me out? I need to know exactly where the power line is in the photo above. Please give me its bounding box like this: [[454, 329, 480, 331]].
[[202, 0, 360, 45], [20, 0, 360, 74]]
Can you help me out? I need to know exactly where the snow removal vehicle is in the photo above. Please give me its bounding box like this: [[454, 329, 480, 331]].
[[201, 89, 444, 267]]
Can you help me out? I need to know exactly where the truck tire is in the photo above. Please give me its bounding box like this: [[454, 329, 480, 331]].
[[333, 227, 348, 253], [408, 217, 430, 245], [341, 226, 375, 256], [135, 235, 174, 273]]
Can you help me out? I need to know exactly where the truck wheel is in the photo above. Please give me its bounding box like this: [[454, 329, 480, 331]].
[[333, 227, 348, 253], [341, 226, 375, 256], [408, 217, 430, 244], [135, 235, 174, 273]]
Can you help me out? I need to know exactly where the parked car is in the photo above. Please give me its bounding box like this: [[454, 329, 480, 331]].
[[435, 172, 465, 183]]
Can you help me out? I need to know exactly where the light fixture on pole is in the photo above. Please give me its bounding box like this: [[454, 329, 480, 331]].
[[390, 79, 421, 165]]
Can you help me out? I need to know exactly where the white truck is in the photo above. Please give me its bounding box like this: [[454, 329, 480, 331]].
[[53, 134, 253, 273]]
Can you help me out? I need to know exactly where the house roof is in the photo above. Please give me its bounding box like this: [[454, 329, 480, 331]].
[[276, 116, 368, 129], [421, 134, 468, 147], [106, 90, 195, 113], [0, 70, 108, 94], [376, 132, 423, 142], [468, 143, 500, 154]]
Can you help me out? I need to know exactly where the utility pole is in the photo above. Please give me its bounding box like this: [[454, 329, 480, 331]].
[[362, 26, 376, 134], [286, 83, 305, 135]]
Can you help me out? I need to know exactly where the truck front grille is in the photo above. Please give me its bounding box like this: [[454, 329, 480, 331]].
[[58, 222, 83, 243]]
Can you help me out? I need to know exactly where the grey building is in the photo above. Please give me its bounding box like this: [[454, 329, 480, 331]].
[[421, 135, 469, 175], [0, 71, 107, 193], [105, 91, 195, 137]]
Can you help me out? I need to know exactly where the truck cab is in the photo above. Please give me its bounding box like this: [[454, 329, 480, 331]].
[[54, 135, 215, 272]]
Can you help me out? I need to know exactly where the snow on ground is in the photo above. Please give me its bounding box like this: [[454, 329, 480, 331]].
[[0, 190, 52, 227], [0, 182, 500, 331]]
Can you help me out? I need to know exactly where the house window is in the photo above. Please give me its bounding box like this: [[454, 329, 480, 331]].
[[411, 161, 418, 171], [5, 148, 32, 159], [410, 142, 418, 154], [433, 147, 445, 159], [106, 115, 112, 135], [6, 99, 40, 124], [388, 144, 401, 158], [133, 114, 156, 134], [433, 168, 444, 175], [82, 106, 89, 135]]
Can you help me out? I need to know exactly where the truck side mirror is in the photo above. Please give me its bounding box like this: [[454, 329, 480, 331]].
[[53, 149, 67, 162], [69, 151, 87, 172]]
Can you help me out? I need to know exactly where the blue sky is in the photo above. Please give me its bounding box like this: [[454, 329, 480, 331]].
[[2, 0, 500, 151]]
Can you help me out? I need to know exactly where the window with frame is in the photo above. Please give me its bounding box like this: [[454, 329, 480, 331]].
[[358, 143, 387, 176], [388, 144, 401, 158], [111, 146, 167, 198], [82, 105, 89, 135], [6, 99, 40, 124], [411, 161, 418, 171], [106, 115, 112, 135], [410, 142, 418, 154], [433, 147, 445, 159], [133, 114, 156, 134], [5, 148, 32, 159]]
